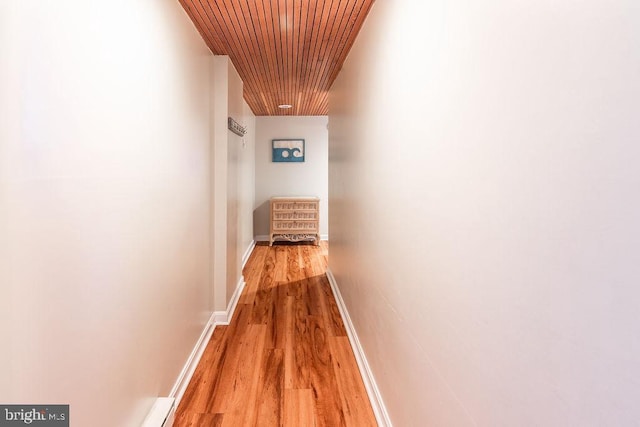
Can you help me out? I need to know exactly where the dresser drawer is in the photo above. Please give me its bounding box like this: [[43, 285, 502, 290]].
[[272, 221, 318, 232], [272, 211, 318, 221], [272, 201, 319, 211]]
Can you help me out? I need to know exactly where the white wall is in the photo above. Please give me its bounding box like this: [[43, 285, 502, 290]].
[[240, 101, 257, 255], [329, 1, 640, 426], [210, 56, 255, 310], [225, 59, 244, 302], [0, 1, 212, 425], [254, 116, 329, 238], [210, 56, 228, 312]]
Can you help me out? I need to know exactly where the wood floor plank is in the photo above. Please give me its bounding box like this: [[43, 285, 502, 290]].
[[175, 242, 377, 427], [330, 336, 378, 427], [305, 276, 325, 318], [300, 244, 315, 278], [311, 275, 347, 337], [284, 295, 296, 389], [253, 348, 285, 425], [177, 326, 228, 413], [285, 245, 303, 282], [251, 247, 278, 325], [204, 310, 261, 414], [239, 244, 268, 305], [259, 244, 278, 287], [284, 389, 317, 427], [309, 243, 328, 276], [274, 245, 288, 282], [264, 282, 288, 349], [174, 412, 224, 427], [288, 295, 313, 389], [251, 286, 275, 326], [212, 323, 267, 417], [307, 315, 347, 427], [178, 302, 257, 413]]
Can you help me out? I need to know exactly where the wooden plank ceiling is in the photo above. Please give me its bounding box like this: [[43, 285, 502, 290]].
[[179, 0, 375, 116]]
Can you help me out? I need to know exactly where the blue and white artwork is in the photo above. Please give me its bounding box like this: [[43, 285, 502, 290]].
[[272, 139, 305, 162]]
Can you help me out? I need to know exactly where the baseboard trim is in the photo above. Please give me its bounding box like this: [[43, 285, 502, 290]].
[[242, 240, 256, 269], [168, 311, 217, 407], [141, 397, 175, 427], [224, 276, 246, 325], [168, 275, 246, 409], [212, 311, 227, 325], [325, 269, 392, 427]]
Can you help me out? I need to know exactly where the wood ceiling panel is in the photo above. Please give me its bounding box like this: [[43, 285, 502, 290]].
[[179, 0, 375, 116]]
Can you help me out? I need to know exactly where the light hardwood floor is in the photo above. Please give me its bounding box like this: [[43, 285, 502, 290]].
[[175, 242, 377, 427]]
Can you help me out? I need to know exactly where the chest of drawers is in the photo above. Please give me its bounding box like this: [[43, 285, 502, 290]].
[[269, 197, 320, 246]]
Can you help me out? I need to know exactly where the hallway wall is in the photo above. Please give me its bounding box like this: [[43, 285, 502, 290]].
[[240, 102, 257, 257], [209, 57, 255, 310], [1, 1, 213, 425], [328, 1, 640, 425], [253, 116, 329, 239]]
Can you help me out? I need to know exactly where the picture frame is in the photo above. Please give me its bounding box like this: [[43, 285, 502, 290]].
[[272, 139, 305, 162]]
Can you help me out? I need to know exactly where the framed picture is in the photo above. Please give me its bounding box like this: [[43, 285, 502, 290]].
[[272, 139, 305, 162]]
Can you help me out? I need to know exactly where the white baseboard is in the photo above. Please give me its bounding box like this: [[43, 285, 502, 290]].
[[224, 276, 246, 325], [211, 311, 227, 325], [211, 275, 245, 325], [141, 397, 175, 427], [325, 269, 392, 427], [168, 275, 246, 410], [242, 240, 256, 269], [168, 311, 217, 407]]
